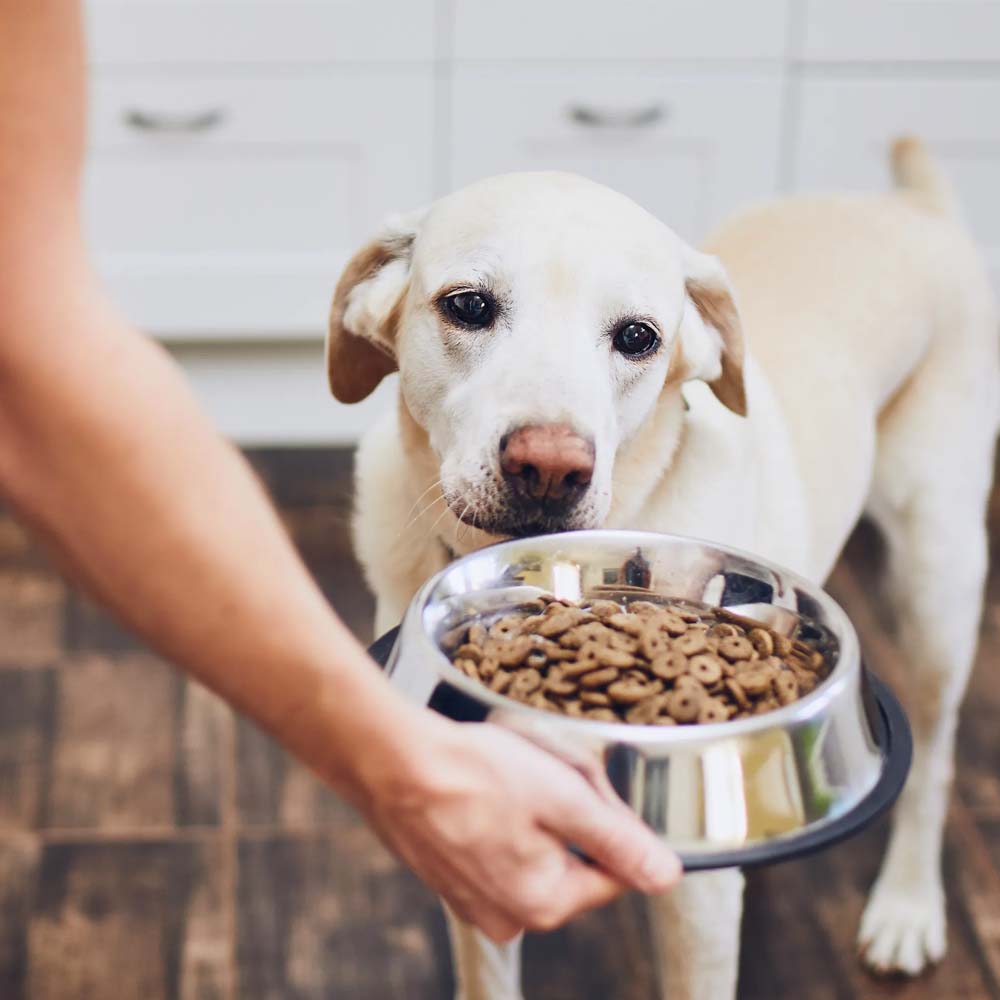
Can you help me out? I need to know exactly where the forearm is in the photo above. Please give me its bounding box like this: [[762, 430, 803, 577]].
[[0, 270, 421, 802]]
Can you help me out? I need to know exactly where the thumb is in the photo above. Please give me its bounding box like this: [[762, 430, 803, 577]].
[[541, 777, 682, 894]]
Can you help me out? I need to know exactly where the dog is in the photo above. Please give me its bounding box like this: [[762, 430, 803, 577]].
[[326, 136, 998, 999]]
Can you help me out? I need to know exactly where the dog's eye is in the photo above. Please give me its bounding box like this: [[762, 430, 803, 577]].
[[612, 321, 659, 357], [443, 291, 494, 328]]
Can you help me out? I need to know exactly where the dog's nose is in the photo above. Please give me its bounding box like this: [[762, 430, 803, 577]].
[[499, 425, 595, 506]]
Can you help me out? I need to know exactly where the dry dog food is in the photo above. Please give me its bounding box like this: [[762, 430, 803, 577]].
[[445, 596, 828, 725]]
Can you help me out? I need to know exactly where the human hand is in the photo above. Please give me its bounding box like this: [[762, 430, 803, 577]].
[[353, 712, 681, 942]]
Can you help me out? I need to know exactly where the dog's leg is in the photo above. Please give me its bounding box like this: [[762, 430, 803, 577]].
[[858, 483, 989, 974], [647, 869, 744, 1000], [444, 907, 523, 1000]]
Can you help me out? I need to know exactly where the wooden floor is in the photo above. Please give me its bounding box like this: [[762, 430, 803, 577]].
[[0, 448, 998, 999]]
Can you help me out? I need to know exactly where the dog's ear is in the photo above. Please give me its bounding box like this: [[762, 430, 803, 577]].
[[326, 210, 425, 404], [677, 245, 747, 417]]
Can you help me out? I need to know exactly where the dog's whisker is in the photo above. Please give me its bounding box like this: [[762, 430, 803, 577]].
[[402, 478, 444, 524], [396, 493, 447, 539]]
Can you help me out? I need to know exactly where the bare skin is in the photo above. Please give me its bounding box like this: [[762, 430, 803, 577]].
[[0, 0, 679, 942]]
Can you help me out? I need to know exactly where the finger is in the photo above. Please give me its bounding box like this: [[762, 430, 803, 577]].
[[541, 781, 681, 894]]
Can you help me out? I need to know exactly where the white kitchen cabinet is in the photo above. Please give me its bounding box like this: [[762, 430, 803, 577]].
[[791, 77, 1000, 291], [798, 1, 1000, 63], [453, 0, 790, 61], [86, 1, 436, 65], [85, 71, 434, 337], [449, 68, 784, 243]]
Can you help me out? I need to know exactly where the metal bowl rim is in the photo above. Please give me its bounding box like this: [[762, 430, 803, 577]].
[[408, 529, 864, 747]]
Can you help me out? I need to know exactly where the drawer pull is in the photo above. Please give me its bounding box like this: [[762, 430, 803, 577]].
[[568, 103, 667, 129], [123, 108, 226, 133]]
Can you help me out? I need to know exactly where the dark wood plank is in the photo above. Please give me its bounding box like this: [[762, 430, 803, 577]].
[[0, 836, 40, 1000], [26, 839, 229, 1000], [43, 655, 227, 831], [235, 717, 352, 830], [0, 670, 55, 831], [0, 571, 65, 669], [236, 832, 450, 1000]]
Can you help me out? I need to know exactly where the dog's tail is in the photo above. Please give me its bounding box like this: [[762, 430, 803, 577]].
[[890, 135, 960, 217]]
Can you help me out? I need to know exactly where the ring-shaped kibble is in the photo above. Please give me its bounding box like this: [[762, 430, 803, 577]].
[[689, 654, 724, 686], [651, 650, 689, 680], [668, 689, 702, 723], [747, 628, 774, 657], [580, 666, 620, 689], [640, 628, 670, 660], [719, 635, 754, 662], [659, 613, 689, 636], [509, 668, 542, 697], [698, 698, 729, 724], [675, 630, 707, 656], [709, 622, 741, 639]]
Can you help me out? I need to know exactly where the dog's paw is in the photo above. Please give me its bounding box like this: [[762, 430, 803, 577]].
[[857, 881, 946, 976]]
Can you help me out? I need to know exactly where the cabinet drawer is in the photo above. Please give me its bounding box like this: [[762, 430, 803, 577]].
[[449, 68, 783, 243], [85, 71, 434, 337], [791, 78, 1000, 291], [452, 1, 791, 60], [86, 0, 436, 66], [798, 1, 1000, 62]]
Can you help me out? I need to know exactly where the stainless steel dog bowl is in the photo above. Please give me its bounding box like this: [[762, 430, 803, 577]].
[[374, 530, 911, 869]]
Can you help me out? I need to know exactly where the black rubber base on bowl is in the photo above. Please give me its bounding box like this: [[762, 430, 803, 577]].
[[368, 629, 912, 870]]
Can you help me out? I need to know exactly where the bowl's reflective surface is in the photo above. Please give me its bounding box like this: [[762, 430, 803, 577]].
[[387, 531, 889, 865]]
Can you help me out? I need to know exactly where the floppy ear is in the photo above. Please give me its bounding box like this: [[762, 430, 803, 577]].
[[678, 246, 747, 417], [326, 211, 424, 404]]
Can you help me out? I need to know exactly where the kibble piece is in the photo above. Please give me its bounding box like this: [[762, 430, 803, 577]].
[[773, 633, 793, 658], [456, 643, 484, 663], [626, 694, 669, 724], [675, 630, 708, 656], [747, 628, 774, 657], [629, 600, 662, 616], [636, 628, 667, 661], [594, 646, 637, 669], [774, 672, 799, 705], [580, 666, 620, 689], [608, 678, 663, 705], [580, 691, 612, 707], [494, 635, 533, 667], [739, 670, 772, 696], [608, 632, 639, 654], [537, 610, 580, 637], [588, 600, 622, 619], [585, 708, 619, 721], [607, 613, 645, 636], [489, 669, 512, 693], [689, 653, 724, 686], [489, 616, 523, 641], [667, 688, 703, 723], [698, 698, 729, 724], [478, 656, 499, 680], [651, 650, 689, 681], [562, 699, 584, 717], [709, 622, 741, 639], [718, 635, 754, 662], [544, 668, 579, 697], [454, 658, 479, 679], [509, 668, 542, 698], [659, 612, 690, 637], [525, 650, 548, 670], [725, 678, 750, 710], [468, 623, 488, 647]]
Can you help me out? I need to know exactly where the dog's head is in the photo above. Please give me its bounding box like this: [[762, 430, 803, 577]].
[[327, 172, 745, 540]]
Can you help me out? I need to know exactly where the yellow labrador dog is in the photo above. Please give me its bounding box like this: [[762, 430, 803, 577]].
[[326, 137, 998, 999]]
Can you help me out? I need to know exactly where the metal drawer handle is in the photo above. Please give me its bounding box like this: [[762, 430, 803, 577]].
[[568, 103, 668, 129], [123, 107, 226, 133]]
